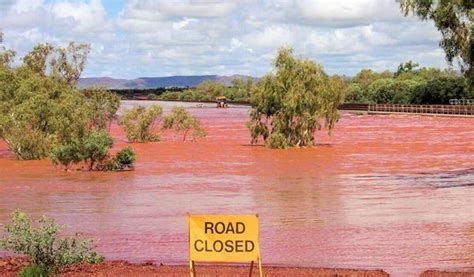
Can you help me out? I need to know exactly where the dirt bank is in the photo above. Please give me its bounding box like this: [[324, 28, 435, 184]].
[[2, 257, 473, 276], [0, 257, 389, 276]]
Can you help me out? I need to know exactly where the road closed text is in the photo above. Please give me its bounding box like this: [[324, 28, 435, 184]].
[[188, 215, 260, 262]]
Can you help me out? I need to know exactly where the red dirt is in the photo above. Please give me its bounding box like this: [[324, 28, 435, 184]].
[[0, 257, 388, 276], [2, 257, 474, 276]]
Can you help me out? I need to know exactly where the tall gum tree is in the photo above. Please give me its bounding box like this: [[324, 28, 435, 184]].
[[247, 47, 345, 149]]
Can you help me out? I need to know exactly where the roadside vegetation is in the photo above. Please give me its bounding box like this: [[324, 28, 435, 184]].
[[0, 34, 136, 170], [0, 210, 103, 276], [345, 63, 473, 104], [247, 47, 344, 149]]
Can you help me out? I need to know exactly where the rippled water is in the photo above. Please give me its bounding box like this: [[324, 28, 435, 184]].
[[0, 100, 473, 276]]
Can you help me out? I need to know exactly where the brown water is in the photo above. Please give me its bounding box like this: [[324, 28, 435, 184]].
[[0, 101, 473, 276]]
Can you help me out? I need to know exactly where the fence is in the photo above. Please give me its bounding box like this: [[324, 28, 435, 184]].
[[367, 104, 474, 116]]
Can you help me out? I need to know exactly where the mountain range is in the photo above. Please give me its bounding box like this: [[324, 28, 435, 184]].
[[78, 74, 256, 89]]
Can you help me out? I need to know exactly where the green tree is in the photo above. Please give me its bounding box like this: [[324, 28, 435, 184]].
[[400, 0, 473, 85], [411, 76, 470, 104], [119, 105, 163, 142], [0, 40, 119, 160], [395, 60, 419, 77], [247, 47, 344, 149], [162, 107, 207, 141]]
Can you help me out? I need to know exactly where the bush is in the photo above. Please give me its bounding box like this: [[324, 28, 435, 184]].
[[119, 105, 162, 142], [50, 139, 83, 170], [82, 130, 113, 170], [96, 147, 136, 171], [0, 210, 103, 274], [162, 107, 207, 141], [115, 146, 136, 168], [19, 265, 52, 277]]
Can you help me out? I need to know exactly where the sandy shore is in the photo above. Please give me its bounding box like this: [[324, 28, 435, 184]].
[[2, 257, 474, 276]]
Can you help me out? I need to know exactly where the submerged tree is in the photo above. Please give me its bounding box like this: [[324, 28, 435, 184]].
[[0, 35, 131, 169], [400, 0, 473, 86], [247, 47, 344, 149], [162, 107, 207, 141], [119, 105, 163, 142]]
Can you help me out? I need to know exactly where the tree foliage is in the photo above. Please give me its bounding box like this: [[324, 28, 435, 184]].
[[400, 0, 473, 86], [247, 47, 344, 149], [0, 36, 121, 162], [119, 105, 162, 142], [0, 35, 133, 171], [162, 107, 207, 141], [0, 210, 103, 274]]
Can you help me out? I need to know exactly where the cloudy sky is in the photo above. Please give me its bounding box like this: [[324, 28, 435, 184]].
[[0, 0, 449, 78]]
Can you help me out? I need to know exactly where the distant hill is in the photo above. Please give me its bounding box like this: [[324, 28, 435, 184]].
[[78, 74, 256, 89]]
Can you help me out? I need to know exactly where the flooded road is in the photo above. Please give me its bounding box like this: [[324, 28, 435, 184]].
[[0, 100, 473, 276]]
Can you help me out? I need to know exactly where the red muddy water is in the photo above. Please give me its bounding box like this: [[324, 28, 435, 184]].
[[0, 101, 473, 276]]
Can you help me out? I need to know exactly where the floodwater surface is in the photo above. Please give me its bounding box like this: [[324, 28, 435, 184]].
[[0, 100, 473, 276]]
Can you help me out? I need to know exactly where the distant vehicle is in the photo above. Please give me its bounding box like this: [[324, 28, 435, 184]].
[[216, 96, 228, 108]]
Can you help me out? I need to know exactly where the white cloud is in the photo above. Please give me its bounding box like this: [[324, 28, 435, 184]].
[[0, 0, 451, 78]]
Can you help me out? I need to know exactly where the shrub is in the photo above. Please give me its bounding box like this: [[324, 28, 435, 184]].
[[82, 130, 113, 170], [96, 147, 136, 171], [119, 105, 162, 142], [115, 146, 136, 168], [19, 265, 52, 277], [0, 210, 104, 274], [50, 139, 83, 170], [162, 107, 207, 141]]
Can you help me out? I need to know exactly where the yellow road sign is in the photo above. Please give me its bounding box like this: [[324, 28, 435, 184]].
[[188, 214, 263, 276], [188, 214, 260, 262]]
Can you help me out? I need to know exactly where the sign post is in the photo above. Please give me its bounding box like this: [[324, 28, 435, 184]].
[[188, 214, 263, 277]]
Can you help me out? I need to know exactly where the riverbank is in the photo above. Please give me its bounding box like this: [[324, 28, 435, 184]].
[[0, 257, 388, 276], [2, 257, 474, 276]]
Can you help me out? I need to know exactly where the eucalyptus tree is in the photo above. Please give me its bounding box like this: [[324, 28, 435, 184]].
[[247, 47, 345, 149], [400, 0, 473, 86]]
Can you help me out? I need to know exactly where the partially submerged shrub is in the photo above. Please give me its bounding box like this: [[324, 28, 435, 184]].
[[0, 210, 104, 274], [119, 105, 162, 142], [96, 146, 136, 171], [162, 107, 207, 141], [82, 130, 114, 170], [115, 146, 136, 168], [50, 132, 136, 171], [50, 139, 83, 170]]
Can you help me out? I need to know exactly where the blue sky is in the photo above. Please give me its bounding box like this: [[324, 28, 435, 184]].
[[0, 0, 449, 79]]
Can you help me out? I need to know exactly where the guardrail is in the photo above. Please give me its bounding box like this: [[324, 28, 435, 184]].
[[368, 104, 474, 115]]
